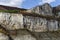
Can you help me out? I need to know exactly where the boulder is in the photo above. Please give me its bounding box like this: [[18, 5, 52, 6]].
[[0, 33, 9, 40]]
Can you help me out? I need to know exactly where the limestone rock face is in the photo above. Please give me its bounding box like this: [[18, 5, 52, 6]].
[[29, 3, 53, 16], [23, 16, 47, 32], [0, 4, 60, 40], [47, 20, 58, 31], [33, 18, 47, 32], [0, 12, 23, 30], [32, 6, 39, 14], [0, 33, 9, 40], [41, 3, 52, 15]]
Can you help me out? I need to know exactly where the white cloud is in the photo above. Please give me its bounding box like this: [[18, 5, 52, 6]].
[[0, 0, 25, 7], [39, 0, 56, 5]]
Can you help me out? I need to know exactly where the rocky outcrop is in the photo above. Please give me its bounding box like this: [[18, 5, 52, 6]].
[[0, 12, 23, 30], [28, 3, 53, 16], [23, 16, 47, 32], [0, 33, 9, 40], [47, 20, 58, 31], [53, 5, 60, 16], [0, 12, 59, 32], [0, 3, 60, 40]]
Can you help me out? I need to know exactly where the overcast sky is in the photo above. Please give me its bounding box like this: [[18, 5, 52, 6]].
[[0, 0, 60, 9]]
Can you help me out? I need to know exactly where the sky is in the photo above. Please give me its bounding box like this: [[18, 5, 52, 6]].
[[0, 0, 60, 9]]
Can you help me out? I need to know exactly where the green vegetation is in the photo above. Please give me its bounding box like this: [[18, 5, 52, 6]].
[[0, 10, 19, 13]]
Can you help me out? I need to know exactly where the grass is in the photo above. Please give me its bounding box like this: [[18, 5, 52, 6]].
[[0, 10, 19, 13]]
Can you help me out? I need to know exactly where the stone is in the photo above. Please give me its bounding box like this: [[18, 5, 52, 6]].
[[10, 30, 36, 40], [29, 3, 53, 16], [0, 12, 23, 30], [11, 35, 36, 40], [41, 3, 52, 15], [23, 16, 47, 32], [0, 33, 9, 40], [7, 14, 23, 30], [0, 4, 60, 40], [32, 6, 39, 13], [33, 18, 47, 32], [47, 20, 58, 31]]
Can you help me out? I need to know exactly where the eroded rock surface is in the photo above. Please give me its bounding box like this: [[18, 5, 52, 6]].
[[0, 3, 60, 40], [0, 12, 23, 30], [10, 30, 36, 40], [28, 3, 53, 16], [47, 20, 58, 31], [0, 33, 9, 40], [23, 16, 47, 32]]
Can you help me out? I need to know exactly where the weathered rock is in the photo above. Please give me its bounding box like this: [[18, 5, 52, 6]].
[[11, 35, 36, 40], [0, 33, 9, 40], [47, 20, 58, 31], [0, 12, 23, 30], [10, 30, 36, 40], [0, 4, 60, 40], [32, 6, 40, 13], [41, 3, 53, 15], [23, 16, 47, 32], [29, 3, 53, 16], [33, 18, 47, 32], [53, 5, 60, 16]]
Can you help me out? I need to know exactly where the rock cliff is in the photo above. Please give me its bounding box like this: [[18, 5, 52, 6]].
[[0, 3, 60, 40]]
